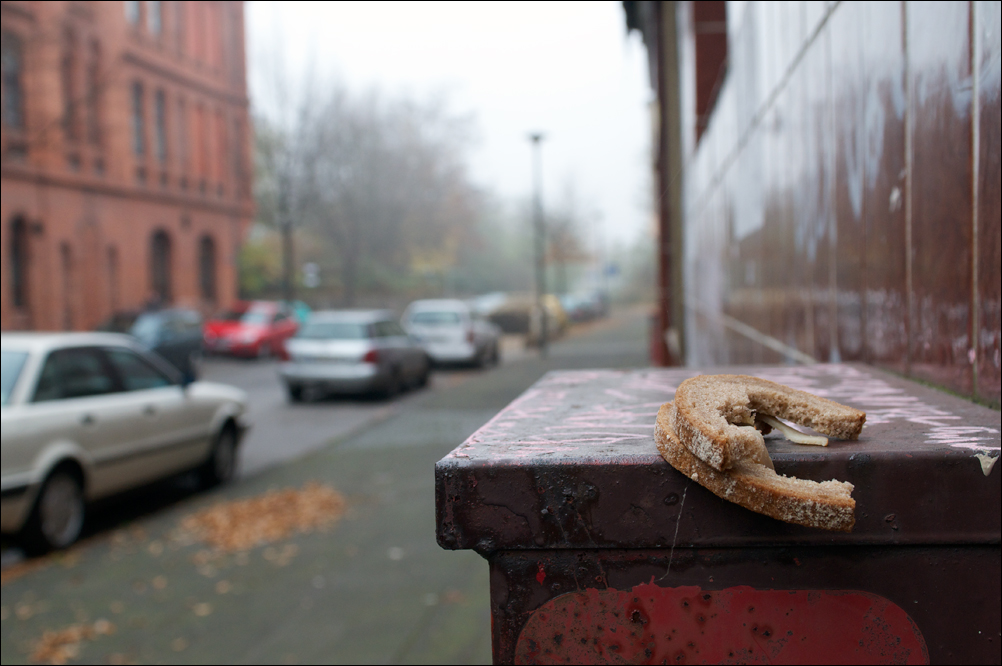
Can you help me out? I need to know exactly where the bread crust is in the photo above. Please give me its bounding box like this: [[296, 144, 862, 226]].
[[672, 374, 866, 472], [656, 403, 856, 532]]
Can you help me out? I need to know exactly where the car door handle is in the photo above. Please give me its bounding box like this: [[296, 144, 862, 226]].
[[80, 413, 96, 426]]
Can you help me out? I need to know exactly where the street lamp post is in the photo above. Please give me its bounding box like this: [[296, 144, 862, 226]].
[[529, 132, 548, 357]]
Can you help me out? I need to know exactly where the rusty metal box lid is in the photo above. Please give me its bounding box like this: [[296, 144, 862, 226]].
[[436, 364, 1001, 551]]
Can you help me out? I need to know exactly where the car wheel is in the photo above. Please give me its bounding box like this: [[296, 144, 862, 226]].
[[21, 468, 86, 555], [287, 384, 305, 403], [476, 345, 492, 368], [202, 425, 238, 487], [416, 359, 430, 388], [381, 369, 402, 400]]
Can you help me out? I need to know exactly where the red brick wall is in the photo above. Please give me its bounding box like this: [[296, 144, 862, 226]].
[[1, 0, 252, 331]]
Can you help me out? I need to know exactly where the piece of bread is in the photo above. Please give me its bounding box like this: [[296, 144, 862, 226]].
[[656, 403, 856, 532], [671, 374, 866, 472]]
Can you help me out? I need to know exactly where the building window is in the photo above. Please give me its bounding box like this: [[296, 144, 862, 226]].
[[60, 242, 74, 331], [175, 0, 186, 54], [10, 217, 29, 309], [1, 32, 24, 129], [86, 41, 102, 145], [125, 1, 141, 26], [215, 109, 226, 193], [233, 117, 246, 198], [176, 97, 187, 167], [150, 230, 172, 305], [196, 103, 208, 187], [131, 81, 145, 156], [154, 89, 167, 163], [199, 235, 217, 302], [107, 245, 119, 313], [147, 1, 162, 36], [61, 29, 78, 141]]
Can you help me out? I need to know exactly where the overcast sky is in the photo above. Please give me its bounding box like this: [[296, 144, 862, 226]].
[[246, 1, 654, 247]]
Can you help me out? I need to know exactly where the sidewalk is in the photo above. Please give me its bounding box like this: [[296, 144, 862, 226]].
[[0, 307, 651, 665]]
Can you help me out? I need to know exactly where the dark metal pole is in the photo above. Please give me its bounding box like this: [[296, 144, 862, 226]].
[[529, 133, 547, 357]]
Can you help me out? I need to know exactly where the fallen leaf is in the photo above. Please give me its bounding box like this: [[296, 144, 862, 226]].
[[178, 483, 346, 553], [171, 638, 188, 652], [192, 602, 213, 617], [443, 589, 467, 605], [215, 580, 232, 595], [1, 558, 50, 587], [151, 576, 167, 590], [29, 620, 115, 665]]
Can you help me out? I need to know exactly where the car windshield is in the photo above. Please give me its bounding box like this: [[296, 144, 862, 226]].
[[217, 309, 269, 325], [296, 322, 369, 340], [129, 314, 163, 344], [1, 350, 29, 406], [409, 311, 462, 326]]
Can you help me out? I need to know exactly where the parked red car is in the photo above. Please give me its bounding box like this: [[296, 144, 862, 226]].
[[203, 301, 299, 358]]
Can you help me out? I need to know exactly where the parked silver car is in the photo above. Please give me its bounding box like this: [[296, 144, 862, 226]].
[[403, 299, 501, 366], [1, 333, 249, 554], [279, 310, 430, 401]]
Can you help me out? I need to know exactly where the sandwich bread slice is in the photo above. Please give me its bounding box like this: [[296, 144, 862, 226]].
[[655, 375, 865, 532]]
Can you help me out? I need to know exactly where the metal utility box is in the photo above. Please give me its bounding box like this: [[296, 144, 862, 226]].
[[435, 365, 1001, 664]]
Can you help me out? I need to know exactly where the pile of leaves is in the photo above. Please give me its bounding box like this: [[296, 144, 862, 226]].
[[178, 483, 347, 552], [30, 620, 115, 665]]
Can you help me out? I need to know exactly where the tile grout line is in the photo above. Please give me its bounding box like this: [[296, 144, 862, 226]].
[[688, 1, 842, 220], [970, 0, 981, 399], [903, 0, 914, 377]]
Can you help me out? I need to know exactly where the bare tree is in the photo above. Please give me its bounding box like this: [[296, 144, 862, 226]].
[[282, 84, 481, 305]]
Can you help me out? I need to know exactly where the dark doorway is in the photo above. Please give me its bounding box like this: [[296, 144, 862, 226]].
[[150, 230, 172, 305]]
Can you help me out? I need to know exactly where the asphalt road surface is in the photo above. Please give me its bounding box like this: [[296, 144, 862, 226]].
[[1, 306, 650, 665], [203, 332, 536, 477]]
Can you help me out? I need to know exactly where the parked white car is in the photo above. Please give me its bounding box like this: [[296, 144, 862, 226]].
[[403, 299, 501, 366], [1, 333, 249, 553]]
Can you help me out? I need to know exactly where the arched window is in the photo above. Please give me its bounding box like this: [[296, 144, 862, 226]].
[[10, 217, 29, 309], [150, 230, 172, 305], [199, 235, 217, 302]]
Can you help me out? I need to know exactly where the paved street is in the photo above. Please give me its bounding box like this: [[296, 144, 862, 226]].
[[1, 307, 650, 665]]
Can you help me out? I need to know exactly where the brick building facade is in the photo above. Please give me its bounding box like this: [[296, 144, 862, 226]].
[[1, 0, 252, 331]]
